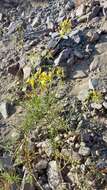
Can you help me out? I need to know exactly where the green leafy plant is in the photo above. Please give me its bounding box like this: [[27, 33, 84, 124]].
[[0, 172, 20, 190]]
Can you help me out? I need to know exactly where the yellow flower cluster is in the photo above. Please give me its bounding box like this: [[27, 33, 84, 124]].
[[26, 67, 64, 90], [59, 19, 72, 37]]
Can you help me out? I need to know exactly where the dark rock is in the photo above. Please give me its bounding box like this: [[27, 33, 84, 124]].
[[88, 5, 101, 20], [54, 48, 72, 66], [8, 63, 20, 76]]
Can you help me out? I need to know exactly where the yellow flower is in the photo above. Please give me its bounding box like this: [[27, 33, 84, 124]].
[[34, 68, 42, 79], [26, 77, 35, 89], [59, 19, 72, 37]]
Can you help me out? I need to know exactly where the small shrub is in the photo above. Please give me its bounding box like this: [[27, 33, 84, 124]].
[[87, 90, 103, 104]]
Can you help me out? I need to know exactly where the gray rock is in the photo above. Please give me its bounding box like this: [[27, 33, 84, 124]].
[[103, 132, 107, 143], [74, 49, 84, 59], [0, 102, 11, 119], [31, 14, 41, 27], [65, 1, 74, 11], [96, 161, 107, 171], [88, 5, 101, 21], [90, 52, 107, 91], [0, 13, 2, 21], [91, 103, 102, 110], [48, 38, 61, 49], [79, 146, 91, 156], [89, 78, 98, 90], [103, 101, 107, 109], [46, 16, 54, 30], [48, 160, 62, 190], [78, 88, 89, 101], [7, 20, 22, 35], [54, 48, 72, 66], [95, 42, 107, 54], [23, 66, 31, 80], [0, 154, 12, 171], [73, 70, 87, 79], [78, 15, 87, 23], [35, 159, 48, 171], [86, 31, 100, 43]]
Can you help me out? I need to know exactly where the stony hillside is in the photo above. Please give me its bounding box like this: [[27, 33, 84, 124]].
[[0, 0, 107, 189]]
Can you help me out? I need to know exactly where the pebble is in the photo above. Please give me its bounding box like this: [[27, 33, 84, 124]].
[[79, 146, 91, 156]]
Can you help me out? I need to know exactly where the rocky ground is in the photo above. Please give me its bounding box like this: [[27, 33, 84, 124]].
[[1, 0, 107, 189]]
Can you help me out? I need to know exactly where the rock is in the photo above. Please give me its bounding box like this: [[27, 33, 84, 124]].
[[79, 146, 91, 156], [65, 1, 74, 11], [72, 151, 81, 162], [101, 21, 107, 33], [35, 159, 48, 171], [0, 102, 11, 119], [22, 183, 35, 190], [0, 13, 2, 21], [76, 4, 85, 17], [86, 31, 100, 43], [7, 20, 22, 35], [103, 132, 107, 143], [96, 161, 107, 173], [31, 14, 41, 27], [48, 37, 61, 49], [23, 66, 31, 80], [47, 160, 62, 190], [95, 42, 107, 54], [103, 101, 107, 109], [78, 15, 87, 23], [37, 140, 53, 157], [8, 63, 20, 76], [73, 70, 87, 79], [91, 103, 102, 110], [85, 158, 92, 166], [78, 88, 89, 101], [74, 49, 84, 59], [54, 48, 72, 66], [103, 6, 107, 19], [90, 52, 107, 91], [0, 153, 12, 171], [89, 78, 98, 90], [88, 5, 101, 21], [46, 16, 54, 30]]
